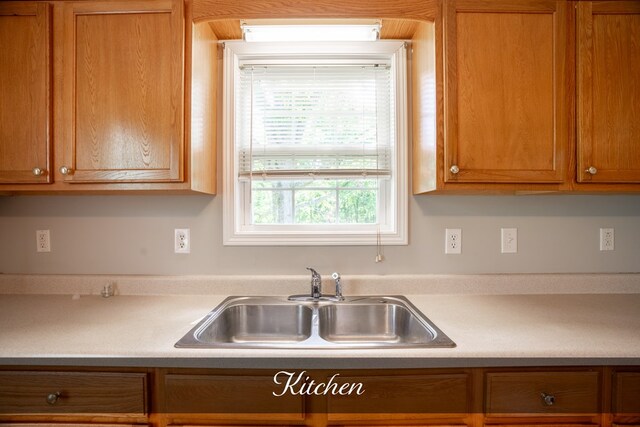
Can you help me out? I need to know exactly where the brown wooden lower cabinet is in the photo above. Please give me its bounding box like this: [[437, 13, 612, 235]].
[[1, 367, 639, 427]]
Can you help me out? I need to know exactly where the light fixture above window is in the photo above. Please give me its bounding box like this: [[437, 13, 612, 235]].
[[240, 19, 382, 42]]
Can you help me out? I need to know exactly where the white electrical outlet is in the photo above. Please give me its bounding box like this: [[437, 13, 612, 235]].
[[174, 228, 190, 254], [600, 228, 614, 251], [445, 228, 462, 254], [501, 228, 518, 254], [36, 230, 51, 252]]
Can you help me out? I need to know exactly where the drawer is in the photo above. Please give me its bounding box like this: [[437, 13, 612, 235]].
[[486, 371, 599, 415], [327, 373, 470, 421], [163, 374, 305, 421], [0, 371, 147, 415], [613, 372, 640, 415]]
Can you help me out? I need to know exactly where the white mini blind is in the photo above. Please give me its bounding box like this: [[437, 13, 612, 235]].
[[236, 64, 394, 180]]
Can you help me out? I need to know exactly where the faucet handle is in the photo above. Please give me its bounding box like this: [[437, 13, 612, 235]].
[[306, 267, 320, 278]]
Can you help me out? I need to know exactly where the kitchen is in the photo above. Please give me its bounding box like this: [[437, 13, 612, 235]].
[[1, 0, 640, 425]]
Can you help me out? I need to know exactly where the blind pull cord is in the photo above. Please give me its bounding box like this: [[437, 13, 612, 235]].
[[376, 225, 385, 263], [374, 68, 384, 263]]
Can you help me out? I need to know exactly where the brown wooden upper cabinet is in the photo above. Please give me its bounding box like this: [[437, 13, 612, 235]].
[[443, 0, 570, 184], [0, 2, 52, 184], [60, 0, 184, 183], [577, 1, 640, 184]]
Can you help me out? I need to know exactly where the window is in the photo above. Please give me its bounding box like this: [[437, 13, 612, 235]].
[[223, 41, 408, 245]]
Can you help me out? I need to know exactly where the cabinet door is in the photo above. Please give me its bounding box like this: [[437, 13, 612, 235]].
[[0, 2, 51, 184], [61, 0, 183, 183], [577, 1, 640, 183], [444, 0, 569, 183]]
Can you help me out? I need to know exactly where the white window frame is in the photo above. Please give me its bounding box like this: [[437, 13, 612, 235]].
[[222, 40, 408, 246]]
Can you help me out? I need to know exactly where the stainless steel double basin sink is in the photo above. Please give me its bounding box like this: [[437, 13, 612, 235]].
[[175, 296, 455, 349]]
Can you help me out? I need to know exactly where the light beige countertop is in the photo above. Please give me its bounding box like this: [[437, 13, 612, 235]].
[[1, 277, 639, 368]]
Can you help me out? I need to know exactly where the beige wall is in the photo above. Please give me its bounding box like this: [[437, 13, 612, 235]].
[[1, 194, 639, 275]]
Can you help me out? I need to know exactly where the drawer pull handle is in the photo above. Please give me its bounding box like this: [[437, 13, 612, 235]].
[[46, 391, 61, 405], [541, 392, 555, 406]]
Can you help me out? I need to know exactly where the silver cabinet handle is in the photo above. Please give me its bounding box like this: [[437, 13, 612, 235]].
[[585, 166, 597, 175], [46, 391, 61, 405], [450, 165, 460, 174], [59, 166, 72, 175], [32, 167, 46, 177], [541, 392, 555, 406]]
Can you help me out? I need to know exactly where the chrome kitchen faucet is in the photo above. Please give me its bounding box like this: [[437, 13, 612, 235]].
[[307, 267, 322, 299], [288, 267, 344, 302]]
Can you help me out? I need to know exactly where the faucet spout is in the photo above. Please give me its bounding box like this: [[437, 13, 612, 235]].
[[306, 267, 322, 299]]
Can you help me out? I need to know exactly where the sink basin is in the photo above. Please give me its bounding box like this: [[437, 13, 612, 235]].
[[176, 298, 313, 347], [318, 302, 436, 344], [175, 296, 455, 349], [196, 303, 312, 344]]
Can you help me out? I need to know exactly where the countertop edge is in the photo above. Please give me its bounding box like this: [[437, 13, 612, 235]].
[[2, 356, 640, 369]]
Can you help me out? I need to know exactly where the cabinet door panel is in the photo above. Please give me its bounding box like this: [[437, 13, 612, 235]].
[[577, 2, 640, 183], [0, 2, 51, 184], [62, 0, 183, 183], [444, 0, 569, 183]]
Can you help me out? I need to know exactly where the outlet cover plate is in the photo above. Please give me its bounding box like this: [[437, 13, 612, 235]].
[[445, 228, 462, 254], [600, 228, 614, 251], [36, 230, 51, 252], [175, 228, 190, 254]]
